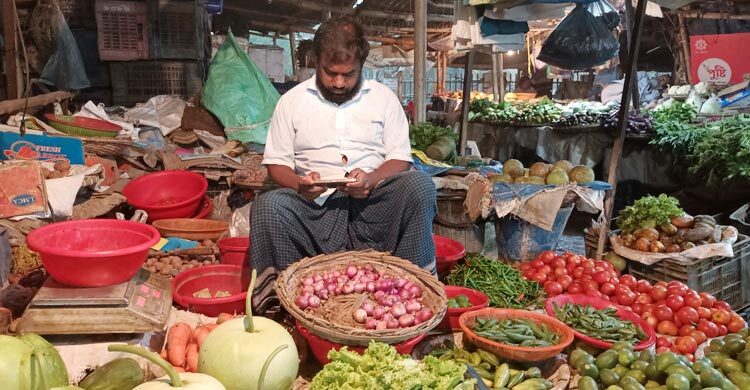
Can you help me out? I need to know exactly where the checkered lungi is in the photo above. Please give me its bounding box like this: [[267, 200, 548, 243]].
[[247, 170, 437, 316]]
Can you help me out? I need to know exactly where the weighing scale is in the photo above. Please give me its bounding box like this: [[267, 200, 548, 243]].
[[16, 269, 172, 335]]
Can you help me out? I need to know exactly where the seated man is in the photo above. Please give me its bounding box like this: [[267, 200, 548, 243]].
[[247, 16, 437, 315]]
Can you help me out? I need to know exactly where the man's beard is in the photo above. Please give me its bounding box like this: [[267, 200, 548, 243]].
[[316, 74, 363, 105]]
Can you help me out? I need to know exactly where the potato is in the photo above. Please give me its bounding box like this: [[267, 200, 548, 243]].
[[659, 235, 673, 247], [171, 257, 183, 267], [189, 260, 199, 266], [633, 238, 651, 252], [666, 244, 681, 253], [47, 170, 65, 179], [671, 215, 694, 228], [202, 240, 213, 247], [659, 223, 678, 235], [202, 260, 212, 266], [650, 241, 666, 253], [155, 262, 164, 271], [621, 233, 636, 247], [684, 225, 713, 242], [162, 264, 173, 274], [634, 228, 660, 242], [694, 215, 716, 227], [146, 258, 155, 266], [53, 160, 71, 171]]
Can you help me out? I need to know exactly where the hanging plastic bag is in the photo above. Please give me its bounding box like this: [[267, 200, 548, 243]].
[[537, 4, 620, 70], [586, 0, 621, 30], [38, 15, 90, 90], [201, 29, 280, 145]]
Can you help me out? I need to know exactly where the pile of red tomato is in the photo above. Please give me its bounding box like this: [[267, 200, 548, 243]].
[[521, 250, 747, 360]]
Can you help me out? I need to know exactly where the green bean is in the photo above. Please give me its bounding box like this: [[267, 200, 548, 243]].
[[471, 317, 560, 347], [552, 302, 646, 343]]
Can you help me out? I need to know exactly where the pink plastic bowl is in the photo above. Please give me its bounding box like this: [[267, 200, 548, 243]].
[[438, 286, 490, 331], [26, 219, 160, 287], [217, 237, 249, 266], [123, 170, 207, 222], [172, 264, 247, 317]]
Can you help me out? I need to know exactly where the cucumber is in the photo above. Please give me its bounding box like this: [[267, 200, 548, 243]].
[[78, 358, 144, 390]]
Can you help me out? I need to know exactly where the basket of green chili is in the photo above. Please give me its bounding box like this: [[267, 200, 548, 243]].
[[458, 308, 574, 362]]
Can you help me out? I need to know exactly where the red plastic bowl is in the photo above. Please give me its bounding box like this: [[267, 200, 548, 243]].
[[172, 264, 247, 317], [26, 220, 160, 287], [295, 321, 427, 365], [545, 294, 656, 351], [123, 170, 207, 222], [193, 196, 213, 219], [438, 286, 490, 331], [434, 234, 466, 275], [217, 237, 249, 266]]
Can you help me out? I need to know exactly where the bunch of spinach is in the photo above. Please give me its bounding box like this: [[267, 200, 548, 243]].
[[409, 122, 457, 153], [689, 114, 750, 186]]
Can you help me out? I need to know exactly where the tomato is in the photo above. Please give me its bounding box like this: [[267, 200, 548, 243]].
[[615, 284, 633, 296], [590, 290, 604, 299], [677, 306, 700, 325], [651, 285, 668, 301], [674, 316, 683, 328], [717, 324, 728, 336], [697, 307, 712, 320], [715, 301, 732, 311], [565, 263, 576, 274], [642, 304, 656, 315], [657, 320, 679, 336], [583, 280, 600, 294], [539, 250, 556, 263], [580, 274, 593, 282], [643, 313, 659, 329], [566, 255, 581, 266], [655, 281, 668, 288], [670, 345, 682, 354], [530, 273, 547, 283], [654, 305, 674, 321], [636, 279, 652, 293], [666, 295, 685, 312], [689, 330, 707, 345], [520, 262, 532, 272], [581, 259, 595, 269], [712, 309, 731, 325], [656, 336, 673, 348], [656, 347, 670, 354], [539, 265, 552, 275], [668, 281, 687, 290], [699, 292, 716, 308], [610, 271, 620, 281], [727, 316, 746, 333], [697, 319, 719, 338], [572, 267, 584, 279], [684, 353, 695, 362], [683, 292, 702, 308], [675, 336, 698, 354], [631, 302, 645, 314], [679, 324, 696, 337], [557, 275, 573, 290], [619, 275, 638, 290], [553, 267, 567, 278], [636, 294, 653, 305], [592, 271, 610, 285], [551, 257, 566, 269], [667, 285, 687, 297], [600, 282, 616, 296], [567, 283, 582, 294], [531, 259, 544, 269], [618, 291, 637, 306], [544, 281, 563, 296]]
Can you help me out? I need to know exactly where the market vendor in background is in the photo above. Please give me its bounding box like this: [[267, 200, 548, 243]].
[[246, 16, 437, 316], [515, 75, 537, 94]]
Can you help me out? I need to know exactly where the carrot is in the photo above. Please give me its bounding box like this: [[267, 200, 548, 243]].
[[216, 312, 235, 324], [204, 323, 219, 331], [166, 322, 192, 367], [186, 343, 199, 373], [192, 325, 211, 350], [174, 366, 186, 373], [159, 348, 169, 360]]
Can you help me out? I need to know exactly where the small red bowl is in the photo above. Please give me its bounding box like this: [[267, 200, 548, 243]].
[[438, 286, 490, 331], [295, 321, 426, 365], [192, 196, 213, 219], [434, 234, 466, 275], [218, 237, 249, 266], [123, 170, 207, 222], [172, 264, 246, 317], [545, 294, 656, 351]]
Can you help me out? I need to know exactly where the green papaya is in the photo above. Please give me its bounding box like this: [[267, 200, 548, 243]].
[[78, 358, 144, 390]]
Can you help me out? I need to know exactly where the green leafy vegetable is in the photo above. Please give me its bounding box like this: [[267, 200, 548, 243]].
[[409, 122, 457, 153], [310, 341, 468, 390], [689, 114, 750, 186], [616, 194, 684, 234]]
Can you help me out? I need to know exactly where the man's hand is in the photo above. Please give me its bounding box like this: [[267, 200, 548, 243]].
[[340, 168, 374, 199], [298, 172, 326, 201]]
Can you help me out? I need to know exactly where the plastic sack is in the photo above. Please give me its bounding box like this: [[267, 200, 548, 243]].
[[586, 0, 621, 30], [201, 29, 280, 145], [700, 94, 722, 115], [537, 4, 620, 70], [39, 17, 90, 90]]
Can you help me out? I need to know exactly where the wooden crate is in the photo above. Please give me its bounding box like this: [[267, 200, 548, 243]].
[[432, 191, 484, 254]]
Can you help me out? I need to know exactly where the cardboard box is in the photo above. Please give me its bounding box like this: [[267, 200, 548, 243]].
[[0, 161, 49, 218]]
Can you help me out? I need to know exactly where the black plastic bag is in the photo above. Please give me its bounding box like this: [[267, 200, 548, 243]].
[[587, 0, 621, 30], [537, 4, 620, 70]]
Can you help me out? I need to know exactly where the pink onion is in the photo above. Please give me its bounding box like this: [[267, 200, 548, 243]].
[[356, 269, 364, 279], [346, 265, 358, 279], [303, 277, 314, 286], [353, 309, 367, 323], [313, 280, 325, 292], [390, 303, 406, 318], [364, 318, 378, 330], [295, 295, 310, 309], [313, 274, 323, 282], [308, 295, 321, 308], [399, 289, 412, 300], [364, 265, 374, 272], [354, 282, 365, 293], [361, 300, 374, 315], [381, 295, 398, 307], [376, 320, 387, 330], [406, 301, 422, 313], [376, 279, 392, 292], [403, 281, 415, 291], [332, 270, 341, 278], [398, 314, 415, 327], [386, 317, 399, 329], [371, 273, 380, 281], [334, 287, 342, 295], [394, 278, 407, 289], [408, 285, 422, 298], [326, 283, 336, 292], [301, 285, 315, 294], [373, 306, 386, 320], [318, 289, 329, 300], [374, 290, 386, 300], [366, 282, 376, 292], [414, 308, 433, 324], [342, 282, 355, 294], [337, 276, 349, 285]]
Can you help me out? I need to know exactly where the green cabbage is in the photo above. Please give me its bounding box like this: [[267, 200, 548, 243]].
[[0, 334, 69, 390], [310, 341, 468, 390]]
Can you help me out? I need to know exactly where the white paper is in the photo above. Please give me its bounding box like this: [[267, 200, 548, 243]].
[[75, 101, 137, 139], [124, 95, 186, 137], [45, 174, 85, 217]]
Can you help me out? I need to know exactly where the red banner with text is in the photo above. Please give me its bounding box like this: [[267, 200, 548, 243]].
[[690, 33, 750, 84]]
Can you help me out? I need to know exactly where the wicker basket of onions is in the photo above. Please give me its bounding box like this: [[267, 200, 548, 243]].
[[276, 250, 447, 346]]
